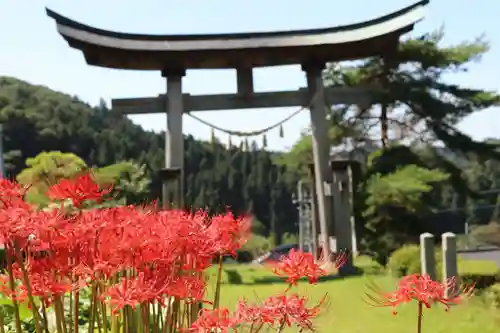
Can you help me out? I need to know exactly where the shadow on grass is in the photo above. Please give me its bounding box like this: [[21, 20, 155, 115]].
[[244, 266, 365, 286]]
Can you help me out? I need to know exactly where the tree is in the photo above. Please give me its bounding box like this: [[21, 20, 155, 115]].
[[93, 161, 151, 205], [362, 160, 449, 264], [469, 222, 500, 247], [280, 29, 500, 176], [278, 29, 500, 261], [16, 151, 87, 206]]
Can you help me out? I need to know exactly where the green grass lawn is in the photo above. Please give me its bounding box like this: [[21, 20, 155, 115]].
[[209, 258, 500, 333], [216, 275, 498, 333], [0, 257, 497, 332]]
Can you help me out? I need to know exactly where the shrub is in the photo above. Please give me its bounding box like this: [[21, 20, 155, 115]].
[[241, 234, 274, 258], [386, 244, 445, 277], [457, 259, 499, 290], [355, 255, 384, 275], [224, 269, 243, 285], [484, 283, 500, 308], [470, 223, 500, 247], [461, 273, 500, 290], [235, 250, 253, 263], [281, 232, 299, 245], [387, 245, 421, 277]]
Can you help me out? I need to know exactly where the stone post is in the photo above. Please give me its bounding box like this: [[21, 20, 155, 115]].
[[419, 233, 436, 280], [442, 232, 458, 297], [302, 63, 333, 263], [162, 69, 186, 208]]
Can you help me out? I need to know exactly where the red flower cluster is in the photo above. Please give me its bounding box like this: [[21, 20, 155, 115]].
[[0, 175, 250, 313], [46, 172, 113, 207], [366, 273, 475, 315], [272, 248, 348, 286], [191, 294, 325, 333], [272, 249, 327, 286], [0, 173, 332, 333], [188, 247, 332, 333]]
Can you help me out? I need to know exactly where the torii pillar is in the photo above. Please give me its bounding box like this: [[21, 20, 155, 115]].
[[302, 63, 335, 264], [160, 69, 185, 209]]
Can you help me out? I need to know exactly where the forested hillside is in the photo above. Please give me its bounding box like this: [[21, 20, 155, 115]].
[[0, 76, 297, 240]]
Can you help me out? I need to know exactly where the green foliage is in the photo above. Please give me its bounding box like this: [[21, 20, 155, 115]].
[[386, 244, 421, 277], [386, 244, 445, 277], [241, 234, 274, 258], [17, 151, 86, 187], [275, 121, 354, 179], [354, 255, 385, 275], [224, 269, 243, 285], [484, 283, 500, 309], [460, 153, 500, 228], [94, 160, 151, 205], [362, 157, 449, 264], [365, 164, 449, 215], [461, 273, 500, 291], [281, 232, 299, 245], [386, 244, 498, 283], [274, 133, 313, 180], [16, 151, 87, 206], [469, 222, 500, 247], [250, 217, 267, 236]]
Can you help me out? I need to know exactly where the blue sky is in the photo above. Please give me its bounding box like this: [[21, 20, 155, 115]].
[[1, 0, 498, 151]]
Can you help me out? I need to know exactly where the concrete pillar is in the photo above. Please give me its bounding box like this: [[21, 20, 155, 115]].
[[350, 217, 357, 256], [419, 233, 436, 280], [332, 162, 354, 274], [302, 63, 333, 263], [162, 69, 186, 208], [442, 232, 458, 297]]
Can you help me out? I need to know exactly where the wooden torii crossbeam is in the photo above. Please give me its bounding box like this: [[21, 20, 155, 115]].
[[111, 86, 376, 114], [46, 0, 429, 274]]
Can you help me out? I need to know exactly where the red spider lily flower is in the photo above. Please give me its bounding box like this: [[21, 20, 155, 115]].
[[272, 249, 327, 285], [190, 308, 236, 333], [0, 178, 27, 198], [234, 300, 263, 324], [205, 210, 251, 256], [365, 273, 475, 315], [332, 250, 349, 269], [316, 249, 350, 270], [0, 178, 30, 209], [235, 294, 326, 331], [46, 172, 113, 208]]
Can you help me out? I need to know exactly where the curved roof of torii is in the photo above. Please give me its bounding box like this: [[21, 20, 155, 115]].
[[46, 0, 429, 70]]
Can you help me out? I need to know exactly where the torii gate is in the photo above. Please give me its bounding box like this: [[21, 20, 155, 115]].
[[46, 0, 428, 273]]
